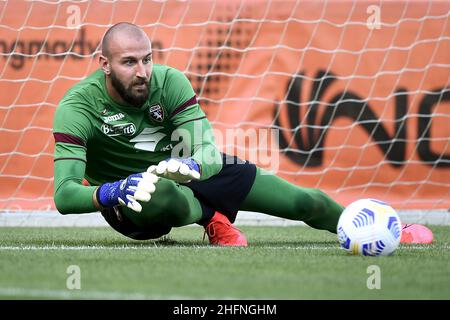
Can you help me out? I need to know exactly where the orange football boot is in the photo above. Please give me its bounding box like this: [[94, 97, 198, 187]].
[[203, 212, 248, 247], [400, 224, 433, 244]]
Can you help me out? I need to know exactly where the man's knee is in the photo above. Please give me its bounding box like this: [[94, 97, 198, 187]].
[[149, 179, 192, 225], [102, 207, 172, 240], [152, 179, 179, 208]]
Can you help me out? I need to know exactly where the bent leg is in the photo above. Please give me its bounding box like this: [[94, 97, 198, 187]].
[[101, 206, 172, 240], [121, 178, 205, 228], [240, 168, 344, 233]]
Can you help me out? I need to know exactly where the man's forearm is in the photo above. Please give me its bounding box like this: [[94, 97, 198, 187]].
[[176, 119, 222, 180], [54, 179, 99, 214], [191, 143, 222, 180], [54, 159, 100, 214]]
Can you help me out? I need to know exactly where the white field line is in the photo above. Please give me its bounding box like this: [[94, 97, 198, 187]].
[[0, 244, 447, 251], [0, 287, 226, 300]]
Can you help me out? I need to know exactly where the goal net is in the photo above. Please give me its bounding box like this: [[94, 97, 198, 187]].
[[0, 0, 449, 223]]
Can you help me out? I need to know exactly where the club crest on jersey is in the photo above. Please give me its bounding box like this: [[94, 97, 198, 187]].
[[148, 104, 164, 122]]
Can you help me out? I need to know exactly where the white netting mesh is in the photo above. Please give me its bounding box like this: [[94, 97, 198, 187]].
[[0, 0, 449, 215]]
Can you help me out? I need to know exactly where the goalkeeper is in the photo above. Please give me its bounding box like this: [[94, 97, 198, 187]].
[[53, 22, 344, 246]]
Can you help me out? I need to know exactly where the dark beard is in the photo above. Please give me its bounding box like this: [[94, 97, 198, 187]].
[[110, 71, 149, 107]]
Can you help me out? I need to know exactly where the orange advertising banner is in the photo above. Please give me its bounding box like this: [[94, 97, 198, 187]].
[[0, 0, 449, 211]]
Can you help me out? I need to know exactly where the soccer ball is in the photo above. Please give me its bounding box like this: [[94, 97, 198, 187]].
[[337, 199, 402, 256]]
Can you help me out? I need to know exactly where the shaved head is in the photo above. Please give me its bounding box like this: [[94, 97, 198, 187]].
[[99, 22, 153, 107], [101, 22, 149, 58]]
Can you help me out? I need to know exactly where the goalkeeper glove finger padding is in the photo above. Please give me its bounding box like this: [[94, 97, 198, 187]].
[[97, 172, 159, 213], [148, 158, 201, 183]]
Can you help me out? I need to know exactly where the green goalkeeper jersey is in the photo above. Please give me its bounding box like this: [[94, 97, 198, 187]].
[[53, 65, 221, 186]]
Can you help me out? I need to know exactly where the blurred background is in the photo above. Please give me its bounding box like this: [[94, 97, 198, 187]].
[[0, 0, 448, 223]]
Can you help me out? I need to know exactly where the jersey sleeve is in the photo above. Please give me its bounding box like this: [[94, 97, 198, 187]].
[[163, 67, 222, 179], [52, 96, 98, 214], [163, 68, 206, 127], [53, 97, 94, 162]]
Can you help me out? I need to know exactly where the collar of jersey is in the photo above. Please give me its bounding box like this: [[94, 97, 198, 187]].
[[100, 73, 150, 112]]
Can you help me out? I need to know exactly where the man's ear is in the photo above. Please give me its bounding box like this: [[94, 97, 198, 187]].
[[99, 55, 110, 75]]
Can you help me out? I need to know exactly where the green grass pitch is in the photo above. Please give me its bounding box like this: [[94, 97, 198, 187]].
[[0, 225, 449, 299]]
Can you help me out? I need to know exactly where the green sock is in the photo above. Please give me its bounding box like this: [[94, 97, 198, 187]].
[[240, 168, 344, 233]]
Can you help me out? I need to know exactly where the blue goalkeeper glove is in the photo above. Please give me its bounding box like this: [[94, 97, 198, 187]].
[[96, 172, 158, 213], [148, 158, 201, 183]]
